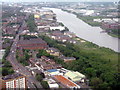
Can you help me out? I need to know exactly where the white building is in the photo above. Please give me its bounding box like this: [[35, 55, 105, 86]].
[[113, 18, 119, 22], [0, 49, 5, 59], [37, 26, 50, 30], [93, 18, 116, 23], [2, 36, 14, 39], [50, 26, 65, 31], [44, 78, 59, 88], [27, 32, 38, 36], [93, 19, 102, 22], [2, 73, 26, 89], [64, 31, 76, 38]]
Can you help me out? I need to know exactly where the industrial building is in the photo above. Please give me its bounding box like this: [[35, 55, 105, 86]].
[[54, 75, 80, 89], [65, 71, 86, 82], [17, 38, 48, 50]]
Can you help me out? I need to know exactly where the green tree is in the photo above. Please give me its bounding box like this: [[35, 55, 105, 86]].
[[2, 68, 14, 76], [99, 82, 109, 89], [90, 77, 102, 88], [41, 81, 49, 89], [36, 50, 50, 58], [85, 68, 96, 78], [4, 60, 12, 67], [27, 15, 36, 32], [36, 74, 43, 81], [3, 46, 10, 59]]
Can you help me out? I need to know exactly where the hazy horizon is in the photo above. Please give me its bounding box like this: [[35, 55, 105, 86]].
[[1, 0, 119, 2]]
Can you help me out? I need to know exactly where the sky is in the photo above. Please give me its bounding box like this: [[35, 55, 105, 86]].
[[1, 0, 120, 2]]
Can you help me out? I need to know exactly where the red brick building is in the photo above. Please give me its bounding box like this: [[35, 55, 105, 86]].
[[17, 38, 48, 50]]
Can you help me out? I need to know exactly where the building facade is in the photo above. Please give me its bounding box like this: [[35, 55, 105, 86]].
[[1, 73, 27, 89]]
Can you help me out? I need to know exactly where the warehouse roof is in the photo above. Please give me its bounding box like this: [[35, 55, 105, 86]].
[[54, 75, 80, 88], [65, 71, 85, 82]]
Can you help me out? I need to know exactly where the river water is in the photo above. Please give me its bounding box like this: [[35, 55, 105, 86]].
[[44, 8, 120, 52]]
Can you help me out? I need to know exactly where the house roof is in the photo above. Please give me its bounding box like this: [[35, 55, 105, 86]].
[[52, 31, 63, 36], [41, 56, 49, 60], [47, 47, 59, 52], [60, 56, 76, 60]]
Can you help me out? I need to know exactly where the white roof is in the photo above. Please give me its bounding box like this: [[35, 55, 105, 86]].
[[0, 49, 5, 59], [49, 83, 59, 88], [113, 18, 119, 22], [50, 26, 65, 31], [49, 71, 60, 76]]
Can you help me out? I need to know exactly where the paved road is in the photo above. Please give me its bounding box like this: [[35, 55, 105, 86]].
[[7, 19, 43, 89]]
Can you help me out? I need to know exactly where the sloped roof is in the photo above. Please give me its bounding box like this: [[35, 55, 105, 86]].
[[54, 75, 79, 88]]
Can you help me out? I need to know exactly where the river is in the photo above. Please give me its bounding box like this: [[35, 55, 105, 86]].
[[44, 8, 120, 52]]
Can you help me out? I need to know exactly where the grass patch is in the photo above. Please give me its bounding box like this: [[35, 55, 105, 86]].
[[108, 33, 120, 38]]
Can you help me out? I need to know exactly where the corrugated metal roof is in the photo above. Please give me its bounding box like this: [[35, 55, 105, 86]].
[[54, 75, 80, 88], [65, 71, 85, 80]]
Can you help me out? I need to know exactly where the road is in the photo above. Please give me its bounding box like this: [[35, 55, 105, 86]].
[[7, 18, 43, 89]]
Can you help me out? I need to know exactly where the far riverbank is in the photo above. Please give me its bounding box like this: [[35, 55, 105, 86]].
[[61, 9, 120, 38]]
